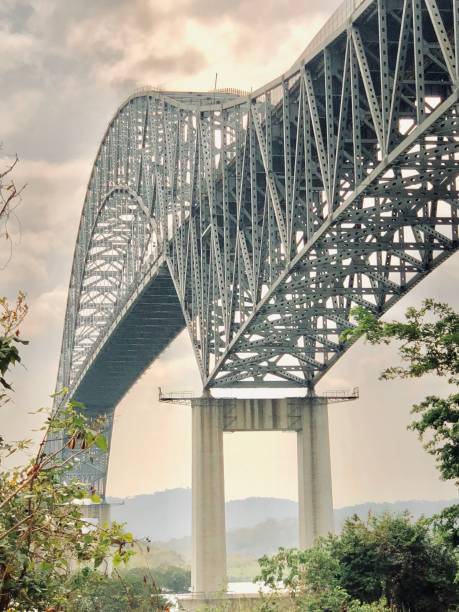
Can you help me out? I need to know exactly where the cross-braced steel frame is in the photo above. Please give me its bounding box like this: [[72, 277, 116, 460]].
[[51, 0, 459, 492]]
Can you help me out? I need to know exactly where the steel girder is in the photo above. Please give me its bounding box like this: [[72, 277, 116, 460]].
[[51, 0, 459, 487]]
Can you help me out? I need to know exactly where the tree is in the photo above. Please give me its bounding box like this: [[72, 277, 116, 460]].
[[0, 170, 168, 608], [0, 297, 143, 610], [256, 513, 458, 611], [145, 565, 191, 593], [257, 546, 352, 611], [0, 400, 137, 611], [342, 300, 458, 545], [66, 567, 168, 611], [331, 513, 458, 611]]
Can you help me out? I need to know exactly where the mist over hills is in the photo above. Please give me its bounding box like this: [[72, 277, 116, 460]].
[[108, 488, 456, 544]]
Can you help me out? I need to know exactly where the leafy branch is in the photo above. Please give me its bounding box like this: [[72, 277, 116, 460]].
[[0, 292, 28, 402], [0, 155, 26, 268], [0, 399, 135, 610], [342, 300, 459, 384], [341, 299, 459, 545]]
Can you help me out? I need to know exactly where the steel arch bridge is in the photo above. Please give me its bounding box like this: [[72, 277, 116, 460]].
[[52, 0, 459, 492]]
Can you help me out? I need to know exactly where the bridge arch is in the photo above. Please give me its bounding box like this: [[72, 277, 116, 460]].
[[51, 0, 459, 497], [70, 186, 156, 384]]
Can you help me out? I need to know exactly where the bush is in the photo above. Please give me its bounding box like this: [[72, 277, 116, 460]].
[[257, 513, 459, 612], [121, 565, 191, 593], [331, 513, 458, 611], [67, 567, 168, 611]]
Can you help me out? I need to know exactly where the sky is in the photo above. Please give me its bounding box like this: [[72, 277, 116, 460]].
[[0, 0, 458, 508]]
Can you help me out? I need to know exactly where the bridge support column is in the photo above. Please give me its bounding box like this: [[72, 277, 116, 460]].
[[297, 397, 334, 548], [191, 398, 227, 595], [189, 395, 334, 596], [80, 501, 111, 524]]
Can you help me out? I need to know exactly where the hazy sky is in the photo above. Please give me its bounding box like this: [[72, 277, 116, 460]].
[[1, 0, 458, 507]]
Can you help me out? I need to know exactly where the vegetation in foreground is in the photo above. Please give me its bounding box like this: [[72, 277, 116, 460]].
[[65, 567, 171, 611], [343, 299, 458, 547], [252, 300, 459, 612], [0, 295, 170, 610], [256, 512, 458, 611]]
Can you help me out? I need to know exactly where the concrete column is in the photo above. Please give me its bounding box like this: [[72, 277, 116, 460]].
[[80, 501, 111, 524], [99, 502, 111, 526], [297, 398, 334, 548], [79, 502, 112, 574], [297, 404, 315, 548], [191, 398, 227, 594]]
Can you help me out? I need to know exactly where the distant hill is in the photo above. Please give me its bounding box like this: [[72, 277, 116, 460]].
[[108, 489, 297, 541], [159, 498, 459, 562], [334, 499, 457, 531], [108, 488, 456, 543], [165, 518, 299, 561], [225, 496, 298, 530], [109, 489, 192, 541]]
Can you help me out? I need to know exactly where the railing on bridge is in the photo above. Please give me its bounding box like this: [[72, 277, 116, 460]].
[[319, 387, 360, 403], [293, 0, 366, 68], [158, 388, 196, 405], [158, 387, 360, 404]]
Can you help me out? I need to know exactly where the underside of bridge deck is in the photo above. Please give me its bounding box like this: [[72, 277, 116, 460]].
[[72, 263, 186, 413]]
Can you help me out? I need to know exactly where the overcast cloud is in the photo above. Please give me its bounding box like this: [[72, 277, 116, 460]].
[[1, 0, 457, 506]]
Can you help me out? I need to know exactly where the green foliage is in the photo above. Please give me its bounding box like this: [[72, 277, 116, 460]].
[[121, 565, 191, 593], [329, 515, 381, 603], [410, 393, 459, 484], [342, 300, 459, 541], [257, 545, 355, 611], [0, 337, 21, 389], [430, 504, 459, 549], [0, 293, 28, 402], [152, 565, 191, 592], [332, 513, 458, 611], [256, 513, 459, 612], [66, 567, 168, 611], [346, 601, 392, 612], [342, 300, 459, 383], [0, 401, 135, 611], [0, 293, 173, 608]]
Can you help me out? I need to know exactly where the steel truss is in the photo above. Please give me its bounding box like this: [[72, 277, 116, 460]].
[[52, 0, 459, 488]]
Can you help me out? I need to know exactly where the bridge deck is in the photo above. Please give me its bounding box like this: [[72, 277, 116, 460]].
[[73, 264, 185, 412]]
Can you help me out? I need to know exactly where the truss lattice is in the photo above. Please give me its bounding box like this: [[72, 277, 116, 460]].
[[53, 0, 459, 488]]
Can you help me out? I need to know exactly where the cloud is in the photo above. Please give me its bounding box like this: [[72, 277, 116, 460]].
[[0, 89, 43, 140], [1, 0, 457, 507], [0, 25, 37, 72], [22, 286, 67, 338], [0, 0, 340, 102], [0, 157, 87, 298], [0, 0, 342, 164], [186, 0, 341, 25]]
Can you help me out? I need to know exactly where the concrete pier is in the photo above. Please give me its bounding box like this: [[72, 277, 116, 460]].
[[80, 501, 111, 524], [190, 396, 334, 595], [297, 397, 334, 548], [191, 399, 227, 594]]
